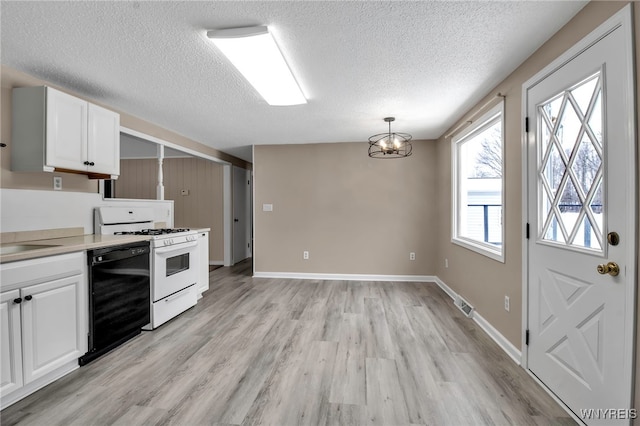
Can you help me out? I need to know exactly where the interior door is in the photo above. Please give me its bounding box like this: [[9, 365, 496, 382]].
[[232, 166, 251, 264], [526, 10, 635, 423]]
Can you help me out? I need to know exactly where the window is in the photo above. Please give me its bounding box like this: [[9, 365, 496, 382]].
[[452, 102, 505, 262]]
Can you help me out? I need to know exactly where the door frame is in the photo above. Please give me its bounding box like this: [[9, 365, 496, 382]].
[[520, 3, 636, 418]]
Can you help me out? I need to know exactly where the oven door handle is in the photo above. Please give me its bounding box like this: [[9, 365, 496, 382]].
[[154, 241, 198, 255]]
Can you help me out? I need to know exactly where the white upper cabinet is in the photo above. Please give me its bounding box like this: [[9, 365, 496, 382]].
[[87, 103, 120, 175], [12, 86, 120, 178], [45, 88, 88, 172]]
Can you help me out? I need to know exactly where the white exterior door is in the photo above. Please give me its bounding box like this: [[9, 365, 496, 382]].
[[525, 7, 635, 424]]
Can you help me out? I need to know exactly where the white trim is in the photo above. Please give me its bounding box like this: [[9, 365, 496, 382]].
[[432, 277, 523, 365], [451, 237, 504, 263], [210, 261, 224, 266], [119, 126, 231, 166], [432, 276, 459, 300], [223, 165, 232, 267], [473, 311, 522, 365], [521, 2, 636, 414], [521, 69, 530, 368], [252, 144, 256, 277], [253, 272, 437, 282], [451, 101, 506, 263]]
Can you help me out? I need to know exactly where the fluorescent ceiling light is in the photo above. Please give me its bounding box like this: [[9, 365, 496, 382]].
[[207, 26, 306, 106]]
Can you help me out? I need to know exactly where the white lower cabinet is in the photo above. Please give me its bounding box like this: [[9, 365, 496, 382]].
[[0, 252, 87, 409], [0, 290, 23, 397]]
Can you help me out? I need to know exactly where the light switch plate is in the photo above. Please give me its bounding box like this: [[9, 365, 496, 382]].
[[181, 189, 189, 196], [263, 204, 273, 212]]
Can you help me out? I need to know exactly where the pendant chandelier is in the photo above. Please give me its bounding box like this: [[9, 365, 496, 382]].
[[368, 117, 412, 158]]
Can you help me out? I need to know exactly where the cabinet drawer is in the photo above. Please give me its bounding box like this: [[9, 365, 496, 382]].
[[0, 252, 85, 292]]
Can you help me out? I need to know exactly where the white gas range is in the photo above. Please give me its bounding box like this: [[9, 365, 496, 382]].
[[95, 207, 199, 330]]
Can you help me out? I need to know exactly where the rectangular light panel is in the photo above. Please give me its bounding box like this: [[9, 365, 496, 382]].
[[207, 26, 306, 106]]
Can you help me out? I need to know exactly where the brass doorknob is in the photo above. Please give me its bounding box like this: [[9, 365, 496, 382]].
[[597, 262, 620, 276]]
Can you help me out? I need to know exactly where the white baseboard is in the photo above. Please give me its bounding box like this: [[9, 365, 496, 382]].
[[210, 261, 224, 266], [253, 271, 437, 282], [432, 276, 522, 365], [472, 311, 522, 365], [432, 276, 459, 300]]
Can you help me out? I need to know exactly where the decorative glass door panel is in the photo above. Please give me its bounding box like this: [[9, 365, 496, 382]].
[[538, 71, 604, 251]]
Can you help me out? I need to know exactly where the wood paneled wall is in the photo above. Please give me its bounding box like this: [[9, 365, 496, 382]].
[[117, 157, 224, 263], [117, 159, 158, 200]]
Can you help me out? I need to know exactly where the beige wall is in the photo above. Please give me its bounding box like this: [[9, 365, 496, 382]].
[[254, 141, 437, 275], [0, 65, 250, 194], [434, 0, 639, 415], [118, 158, 224, 262]]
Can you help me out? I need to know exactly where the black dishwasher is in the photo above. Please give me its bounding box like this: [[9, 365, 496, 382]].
[[79, 241, 150, 366]]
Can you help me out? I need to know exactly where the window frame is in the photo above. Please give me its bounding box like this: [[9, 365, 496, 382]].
[[451, 101, 506, 262]]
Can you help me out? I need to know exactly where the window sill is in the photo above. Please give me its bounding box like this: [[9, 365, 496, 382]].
[[452, 237, 505, 263]]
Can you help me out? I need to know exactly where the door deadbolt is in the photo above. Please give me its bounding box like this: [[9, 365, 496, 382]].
[[607, 232, 620, 246], [597, 262, 620, 277]]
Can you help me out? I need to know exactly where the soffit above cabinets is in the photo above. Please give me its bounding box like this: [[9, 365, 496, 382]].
[[1, 1, 587, 162]]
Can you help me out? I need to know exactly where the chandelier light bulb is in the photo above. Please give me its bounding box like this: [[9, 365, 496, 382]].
[[367, 117, 413, 159]]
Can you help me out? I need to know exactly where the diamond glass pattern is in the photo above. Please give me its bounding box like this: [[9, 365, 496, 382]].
[[539, 72, 604, 250]]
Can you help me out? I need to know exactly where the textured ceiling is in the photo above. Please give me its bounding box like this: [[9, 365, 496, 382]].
[[1, 1, 587, 162]]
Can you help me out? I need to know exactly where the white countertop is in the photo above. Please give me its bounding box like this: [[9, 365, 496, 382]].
[[0, 234, 152, 264]]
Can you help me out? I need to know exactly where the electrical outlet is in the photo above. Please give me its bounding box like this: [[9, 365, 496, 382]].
[[409, 252, 416, 261], [445, 258, 449, 268], [303, 251, 309, 260], [504, 295, 510, 312], [53, 176, 62, 191]]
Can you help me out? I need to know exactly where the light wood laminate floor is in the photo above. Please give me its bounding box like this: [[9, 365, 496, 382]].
[[1, 260, 574, 425]]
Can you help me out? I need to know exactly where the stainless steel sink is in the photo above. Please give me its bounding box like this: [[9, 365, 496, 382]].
[[0, 244, 62, 256]]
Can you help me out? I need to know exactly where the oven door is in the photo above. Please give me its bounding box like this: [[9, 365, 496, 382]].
[[152, 241, 198, 301]]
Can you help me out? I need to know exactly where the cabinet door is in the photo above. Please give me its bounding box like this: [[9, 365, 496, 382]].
[[0, 290, 23, 397], [21, 275, 85, 384], [199, 232, 210, 295], [87, 103, 120, 176], [45, 87, 88, 171]]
